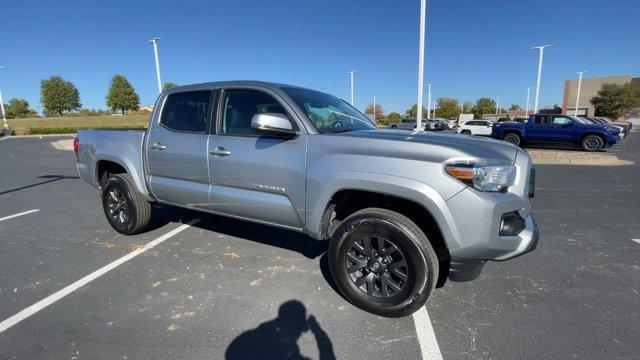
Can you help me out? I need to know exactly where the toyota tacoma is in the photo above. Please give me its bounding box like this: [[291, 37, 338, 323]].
[[76, 81, 538, 317]]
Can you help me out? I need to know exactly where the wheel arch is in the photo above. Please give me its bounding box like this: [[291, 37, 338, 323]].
[[92, 156, 151, 200], [306, 173, 463, 275]]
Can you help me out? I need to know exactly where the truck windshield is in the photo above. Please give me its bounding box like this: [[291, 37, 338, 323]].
[[281, 87, 377, 133]]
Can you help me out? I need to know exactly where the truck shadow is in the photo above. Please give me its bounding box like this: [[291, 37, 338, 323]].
[[148, 203, 328, 259]]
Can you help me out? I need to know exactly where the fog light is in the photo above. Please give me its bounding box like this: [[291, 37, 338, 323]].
[[500, 212, 525, 236]]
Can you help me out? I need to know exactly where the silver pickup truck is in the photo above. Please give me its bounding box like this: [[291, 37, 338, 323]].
[[76, 81, 538, 317]]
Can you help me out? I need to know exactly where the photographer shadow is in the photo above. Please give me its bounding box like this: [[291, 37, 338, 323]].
[[225, 300, 336, 360]]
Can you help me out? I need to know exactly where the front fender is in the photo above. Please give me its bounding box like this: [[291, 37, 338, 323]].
[[304, 171, 462, 250]]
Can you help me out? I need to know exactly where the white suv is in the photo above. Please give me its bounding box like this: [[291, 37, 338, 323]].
[[457, 120, 493, 136]]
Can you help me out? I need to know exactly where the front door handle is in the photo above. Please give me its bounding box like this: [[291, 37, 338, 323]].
[[150, 142, 166, 150], [210, 147, 231, 156]]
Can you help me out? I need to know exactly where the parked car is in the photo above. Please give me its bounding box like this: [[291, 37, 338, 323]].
[[76, 81, 538, 318], [433, 119, 450, 130], [579, 116, 627, 139], [457, 120, 494, 136], [492, 114, 620, 151], [595, 117, 632, 131], [427, 119, 446, 131], [389, 118, 428, 131]]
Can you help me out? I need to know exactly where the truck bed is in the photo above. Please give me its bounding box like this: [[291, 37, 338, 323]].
[[76, 129, 148, 195]]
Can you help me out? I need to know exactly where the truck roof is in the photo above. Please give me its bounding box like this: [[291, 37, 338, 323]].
[[164, 80, 309, 93]]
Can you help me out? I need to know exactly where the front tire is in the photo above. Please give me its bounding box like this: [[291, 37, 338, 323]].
[[390, 125, 398, 129], [461, 130, 471, 135], [503, 132, 521, 146], [102, 173, 151, 235], [581, 135, 604, 152], [328, 208, 439, 317]]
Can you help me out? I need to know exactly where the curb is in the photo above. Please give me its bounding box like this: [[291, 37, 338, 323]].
[[533, 157, 634, 166]]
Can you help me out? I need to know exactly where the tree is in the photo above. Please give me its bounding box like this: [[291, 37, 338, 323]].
[[589, 82, 640, 118], [405, 104, 427, 119], [40, 76, 82, 116], [163, 82, 178, 91], [364, 102, 385, 123], [462, 101, 473, 113], [106, 75, 140, 114], [435, 97, 460, 119], [509, 104, 522, 111], [472, 98, 496, 119], [387, 112, 401, 123], [5, 98, 30, 118]]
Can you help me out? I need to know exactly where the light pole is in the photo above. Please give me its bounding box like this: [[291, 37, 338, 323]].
[[347, 70, 356, 105], [574, 71, 587, 116], [426, 83, 432, 120], [525, 87, 531, 117], [373, 96, 376, 120], [149, 37, 162, 94], [0, 66, 8, 134], [416, 0, 427, 130], [496, 98, 500, 115], [531, 44, 554, 113]]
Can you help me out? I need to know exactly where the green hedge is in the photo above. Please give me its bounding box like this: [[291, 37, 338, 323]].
[[28, 126, 145, 135]]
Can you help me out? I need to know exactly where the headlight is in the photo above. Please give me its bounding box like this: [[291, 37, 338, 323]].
[[445, 162, 516, 192]]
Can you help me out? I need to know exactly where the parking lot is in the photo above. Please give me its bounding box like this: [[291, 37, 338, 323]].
[[1, 134, 639, 359]]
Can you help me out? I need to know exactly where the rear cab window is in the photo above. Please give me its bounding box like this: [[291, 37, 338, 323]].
[[160, 91, 212, 133]]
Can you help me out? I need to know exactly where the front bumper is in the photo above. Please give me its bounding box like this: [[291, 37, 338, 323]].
[[444, 148, 539, 280]]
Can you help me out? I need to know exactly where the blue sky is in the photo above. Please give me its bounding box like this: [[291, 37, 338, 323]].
[[1, 0, 638, 114]]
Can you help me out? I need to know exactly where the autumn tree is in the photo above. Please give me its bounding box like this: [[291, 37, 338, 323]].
[[364, 102, 385, 122]]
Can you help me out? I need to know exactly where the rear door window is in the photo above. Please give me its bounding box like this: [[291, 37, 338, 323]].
[[160, 91, 212, 133]]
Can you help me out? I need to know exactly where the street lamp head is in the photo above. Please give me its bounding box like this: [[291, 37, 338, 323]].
[[530, 44, 554, 50], [148, 37, 161, 43]]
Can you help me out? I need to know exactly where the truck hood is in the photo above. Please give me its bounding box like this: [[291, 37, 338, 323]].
[[333, 129, 519, 164]]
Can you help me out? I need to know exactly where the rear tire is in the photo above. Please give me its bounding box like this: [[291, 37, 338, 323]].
[[461, 130, 471, 135], [391, 125, 398, 129], [328, 208, 438, 317], [102, 173, 151, 235], [581, 135, 604, 152], [503, 132, 521, 146]]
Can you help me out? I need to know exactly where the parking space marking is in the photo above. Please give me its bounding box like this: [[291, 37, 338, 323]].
[[412, 306, 443, 360], [0, 209, 40, 222], [632, 239, 640, 245], [0, 219, 200, 334]]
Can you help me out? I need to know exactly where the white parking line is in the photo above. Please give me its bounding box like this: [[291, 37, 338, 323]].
[[632, 239, 640, 245], [0, 209, 40, 222], [0, 219, 200, 334], [413, 306, 443, 360]]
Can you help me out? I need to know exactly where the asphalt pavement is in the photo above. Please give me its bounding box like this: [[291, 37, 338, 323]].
[[0, 133, 638, 359]]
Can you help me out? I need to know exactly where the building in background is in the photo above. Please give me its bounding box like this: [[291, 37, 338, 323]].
[[562, 75, 640, 116]]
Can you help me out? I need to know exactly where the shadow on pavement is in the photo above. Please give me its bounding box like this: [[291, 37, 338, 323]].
[[149, 203, 329, 259], [225, 300, 336, 360], [0, 175, 79, 196]]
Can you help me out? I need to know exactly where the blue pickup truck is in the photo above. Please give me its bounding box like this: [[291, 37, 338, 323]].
[[491, 114, 622, 151]]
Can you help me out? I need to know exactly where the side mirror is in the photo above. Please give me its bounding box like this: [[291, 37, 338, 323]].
[[251, 113, 297, 137]]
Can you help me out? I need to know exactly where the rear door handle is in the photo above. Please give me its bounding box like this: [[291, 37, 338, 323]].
[[150, 142, 166, 150], [210, 147, 231, 156]]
